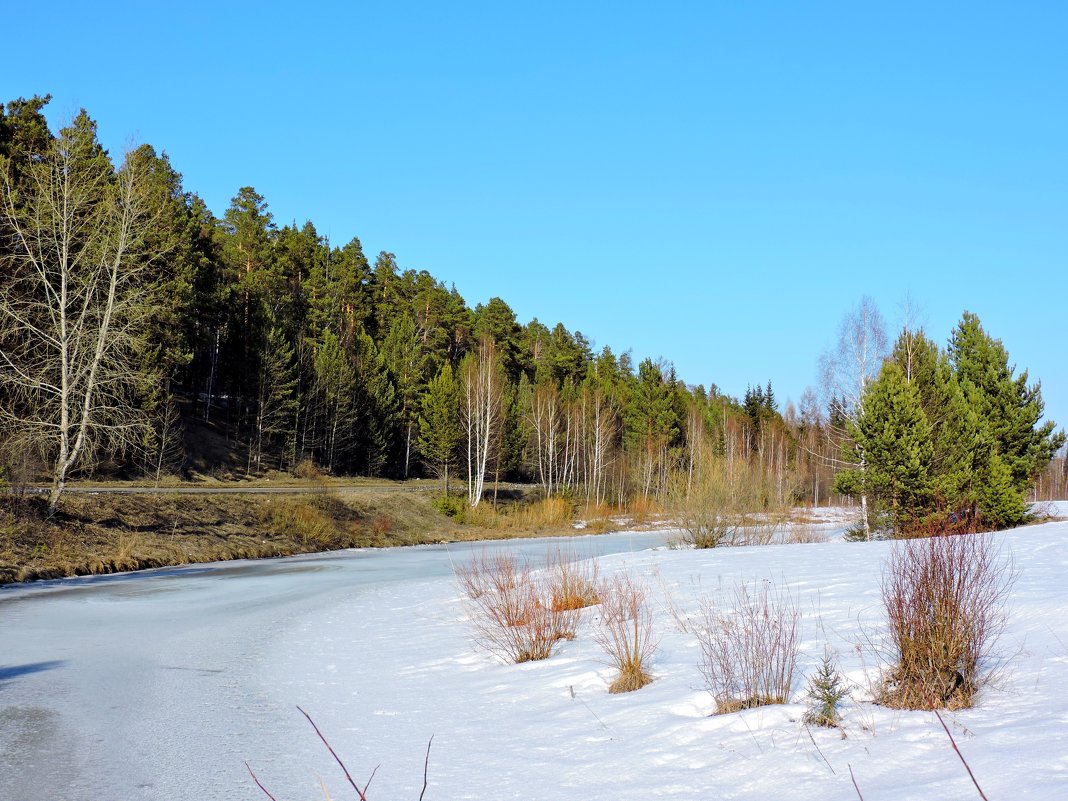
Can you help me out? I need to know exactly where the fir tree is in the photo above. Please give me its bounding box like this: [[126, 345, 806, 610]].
[[949, 312, 1064, 523], [803, 652, 848, 728], [418, 363, 461, 494]]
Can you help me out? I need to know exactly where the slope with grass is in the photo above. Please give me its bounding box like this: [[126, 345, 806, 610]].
[[0, 484, 633, 584]]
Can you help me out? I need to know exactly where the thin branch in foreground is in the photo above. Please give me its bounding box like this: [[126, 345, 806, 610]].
[[245, 761, 280, 801], [848, 764, 865, 801], [419, 735, 434, 801], [933, 709, 989, 801], [803, 724, 836, 775], [298, 705, 376, 801], [246, 708, 432, 800]]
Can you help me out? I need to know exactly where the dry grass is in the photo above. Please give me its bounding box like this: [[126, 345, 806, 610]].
[[265, 498, 340, 546], [0, 487, 460, 584], [697, 580, 801, 714], [546, 547, 601, 612], [879, 533, 1014, 710], [595, 571, 658, 693], [0, 480, 666, 586], [455, 551, 579, 663], [462, 496, 575, 532], [786, 524, 829, 544], [626, 494, 661, 525]]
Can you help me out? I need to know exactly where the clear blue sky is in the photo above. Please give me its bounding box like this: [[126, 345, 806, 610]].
[[4, 1, 1065, 428]]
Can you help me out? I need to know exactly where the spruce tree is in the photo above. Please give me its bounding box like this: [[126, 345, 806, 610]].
[[418, 363, 461, 494], [950, 313, 1064, 487]]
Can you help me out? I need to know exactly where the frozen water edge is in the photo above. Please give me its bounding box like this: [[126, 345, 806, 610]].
[[0, 529, 671, 801], [2, 520, 1068, 800]]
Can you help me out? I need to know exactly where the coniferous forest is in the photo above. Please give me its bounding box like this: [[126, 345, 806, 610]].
[[1, 96, 1064, 535]]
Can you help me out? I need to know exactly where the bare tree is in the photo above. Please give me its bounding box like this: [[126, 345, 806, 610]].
[[528, 378, 564, 496], [819, 295, 888, 538], [579, 381, 619, 506], [0, 116, 157, 513], [461, 337, 503, 507]]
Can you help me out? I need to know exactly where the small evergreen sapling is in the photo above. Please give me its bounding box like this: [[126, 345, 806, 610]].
[[803, 652, 848, 728]]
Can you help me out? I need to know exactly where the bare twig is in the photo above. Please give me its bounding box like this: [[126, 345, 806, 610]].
[[848, 763, 865, 801], [249, 710, 431, 800], [298, 705, 377, 801], [419, 735, 434, 801], [245, 761, 280, 801], [803, 724, 836, 775], [933, 709, 989, 801]]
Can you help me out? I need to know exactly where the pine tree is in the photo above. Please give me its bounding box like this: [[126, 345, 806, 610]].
[[249, 326, 298, 473], [382, 312, 427, 477], [473, 297, 524, 383], [624, 359, 680, 500], [312, 330, 357, 472], [352, 328, 398, 476], [836, 362, 934, 535]]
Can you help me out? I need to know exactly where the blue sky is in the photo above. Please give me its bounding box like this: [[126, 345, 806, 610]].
[[4, 1, 1065, 428]]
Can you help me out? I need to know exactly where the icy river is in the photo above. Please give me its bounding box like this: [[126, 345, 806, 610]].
[[0, 530, 671, 801]]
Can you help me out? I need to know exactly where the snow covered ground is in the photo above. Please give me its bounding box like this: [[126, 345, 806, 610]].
[[2, 508, 1067, 800]]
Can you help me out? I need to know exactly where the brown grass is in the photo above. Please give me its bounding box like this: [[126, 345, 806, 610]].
[[462, 496, 575, 532], [595, 571, 658, 693], [0, 481, 650, 585], [785, 524, 828, 544], [626, 495, 660, 525], [697, 580, 801, 713], [879, 533, 1014, 710], [546, 547, 601, 612], [0, 488, 457, 584]]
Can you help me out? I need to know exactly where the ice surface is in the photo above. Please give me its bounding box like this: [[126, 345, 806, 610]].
[[2, 520, 1067, 800]]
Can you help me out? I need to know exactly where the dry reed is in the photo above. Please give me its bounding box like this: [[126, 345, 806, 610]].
[[594, 571, 658, 693]]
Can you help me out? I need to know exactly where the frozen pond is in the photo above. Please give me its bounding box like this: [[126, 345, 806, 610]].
[[0, 530, 673, 801]]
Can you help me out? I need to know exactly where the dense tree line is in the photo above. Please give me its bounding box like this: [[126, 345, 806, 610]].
[[1, 96, 1062, 526]]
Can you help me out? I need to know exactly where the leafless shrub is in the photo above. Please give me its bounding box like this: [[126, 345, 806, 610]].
[[740, 513, 787, 546], [697, 580, 801, 713], [879, 533, 1014, 710], [594, 571, 658, 693], [455, 551, 579, 663], [546, 547, 601, 612], [670, 449, 796, 548]]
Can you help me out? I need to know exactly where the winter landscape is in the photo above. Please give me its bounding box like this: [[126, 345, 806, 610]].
[[2, 504, 1067, 800], [2, 5, 1067, 801]]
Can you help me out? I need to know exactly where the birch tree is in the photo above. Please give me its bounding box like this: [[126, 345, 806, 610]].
[[0, 113, 157, 513], [819, 296, 888, 538], [461, 337, 503, 507]]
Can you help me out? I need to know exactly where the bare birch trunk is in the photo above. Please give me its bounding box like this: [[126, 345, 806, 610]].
[[1, 137, 155, 514]]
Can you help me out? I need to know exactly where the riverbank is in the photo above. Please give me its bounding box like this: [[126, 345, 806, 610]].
[[0, 482, 660, 584]]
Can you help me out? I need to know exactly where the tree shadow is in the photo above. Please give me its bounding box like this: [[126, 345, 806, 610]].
[[0, 660, 66, 688]]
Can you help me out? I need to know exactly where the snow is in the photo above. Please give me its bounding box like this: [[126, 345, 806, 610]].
[[2, 519, 1068, 800]]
